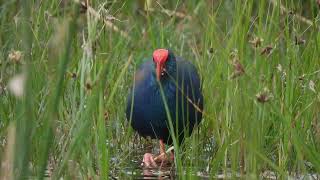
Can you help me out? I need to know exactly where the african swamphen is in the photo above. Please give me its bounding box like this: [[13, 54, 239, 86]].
[[126, 49, 203, 167]]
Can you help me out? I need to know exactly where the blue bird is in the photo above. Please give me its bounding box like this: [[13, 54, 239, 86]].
[[126, 49, 203, 167]]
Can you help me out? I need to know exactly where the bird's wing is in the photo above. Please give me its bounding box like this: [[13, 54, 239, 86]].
[[176, 57, 201, 92], [176, 57, 203, 110], [134, 60, 154, 86], [126, 60, 154, 121]]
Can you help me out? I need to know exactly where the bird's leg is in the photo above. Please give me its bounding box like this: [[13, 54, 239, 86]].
[[156, 139, 167, 161], [170, 150, 174, 162], [154, 139, 173, 166], [141, 137, 157, 168], [160, 140, 165, 154]]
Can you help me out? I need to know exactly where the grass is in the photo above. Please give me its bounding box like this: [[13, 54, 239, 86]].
[[0, 0, 320, 179]]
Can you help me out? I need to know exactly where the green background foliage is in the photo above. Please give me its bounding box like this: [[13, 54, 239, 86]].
[[0, 0, 319, 179]]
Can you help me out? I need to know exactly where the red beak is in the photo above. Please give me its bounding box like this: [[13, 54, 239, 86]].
[[156, 63, 163, 81]]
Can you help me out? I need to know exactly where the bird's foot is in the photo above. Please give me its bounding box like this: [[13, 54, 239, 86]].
[[141, 153, 157, 168], [141, 152, 172, 168]]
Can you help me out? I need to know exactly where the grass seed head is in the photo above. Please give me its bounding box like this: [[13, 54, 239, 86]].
[[208, 47, 214, 54], [229, 49, 245, 79], [295, 36, 306, 45], [298, 74, 305, 81], [8, 50, 22, 64], [68, 72, 77, 79], [276, 64, 283, 72], [309, 80, 316, 93], [8, 74, 25, 98], [249, 36, 264, 48], [261, 45, 273, 56], [230, 59, 245, 79], [85, 79, 93, 91], [79, 1, 88, 14], [256, 87, 273, 103]]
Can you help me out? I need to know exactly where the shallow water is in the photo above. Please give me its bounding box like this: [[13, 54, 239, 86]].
[[108, 138, 320, 179], [108, 137, 215, 179], [111, 162, 320, 180], [114, 166, 211, 179], [120, 166, 175, 179]]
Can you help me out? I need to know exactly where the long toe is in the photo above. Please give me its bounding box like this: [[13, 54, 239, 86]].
[[155, 153, 172, 167], [142, 153, 158, 168]]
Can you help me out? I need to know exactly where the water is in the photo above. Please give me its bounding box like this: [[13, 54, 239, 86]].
[[113, 166, 212, 179], [108, 137, 214, 179]]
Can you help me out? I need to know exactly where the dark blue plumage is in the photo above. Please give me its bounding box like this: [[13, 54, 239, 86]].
[[126, 49, 203, 145]]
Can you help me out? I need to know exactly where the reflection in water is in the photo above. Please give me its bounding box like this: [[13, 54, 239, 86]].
[[141, 167, 173, 179], [120, 165, 175, 179]]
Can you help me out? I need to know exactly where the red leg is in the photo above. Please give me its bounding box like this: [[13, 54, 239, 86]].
[[170, 150, 174, 162], [155, 139, 174, 166], [159, 139, 166, 155]]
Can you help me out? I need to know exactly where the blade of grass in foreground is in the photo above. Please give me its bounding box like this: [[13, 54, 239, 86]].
[[14, 0, 34, 179], [37, 3, 80, 179], [158, 83, 184, 178], [52, 53, 132, 177]]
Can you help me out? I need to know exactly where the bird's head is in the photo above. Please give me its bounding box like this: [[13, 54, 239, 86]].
[[152, 49, 176, 81]]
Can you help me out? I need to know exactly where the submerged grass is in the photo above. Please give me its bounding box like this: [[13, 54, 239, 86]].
[[0, 0, 319, 179]]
